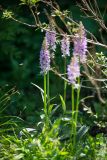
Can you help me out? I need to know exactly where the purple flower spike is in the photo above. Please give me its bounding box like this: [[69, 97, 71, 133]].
[[67, 56, 80, 85], [73, 23, 87, 63], [40, 38, 50, 74], [46, 30, 56, 51], [61, 35, 70, 57]]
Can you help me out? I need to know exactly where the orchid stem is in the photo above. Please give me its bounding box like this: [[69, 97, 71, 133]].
[[47, 71, 50, 106], [74, 77, 80, 138], [44, 73, 47, 122], [71, 84, 75, 146], [64, 57, 67, 103]]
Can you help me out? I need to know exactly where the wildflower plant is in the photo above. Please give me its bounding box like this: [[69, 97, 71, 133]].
[[61, 35, 70, 102], [40, 23, 86, 150], [40, 37, 51, 127], [45, 27, 56, 107]]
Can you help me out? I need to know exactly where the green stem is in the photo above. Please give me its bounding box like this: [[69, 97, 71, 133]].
[[71, 84, 75, 145], [75, 77, 80, 128], [47, 71, 50, 106], [64, 57, 67, 103], [44, 73, 47, 117], [72, 85, 75, 118], [74, 77, 80, 146]]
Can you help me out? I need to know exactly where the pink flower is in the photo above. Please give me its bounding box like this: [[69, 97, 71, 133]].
[[67, 56, 80, 84], [61, 35, 70, 57], [46, 30, 56, 51], [40, 38, 50, 74], [73, 24, 87, 63]]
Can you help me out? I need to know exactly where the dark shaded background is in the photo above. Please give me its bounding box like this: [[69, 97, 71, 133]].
[[0, 0, 107, 125]]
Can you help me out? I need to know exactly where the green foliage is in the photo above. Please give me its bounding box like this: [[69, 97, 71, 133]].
[[0, 120, 69, 160], [2, 10, 13, 19], [0, 120, 107, 160], [20, 0, 40, 5], [96, 52, 107, 76], [80, 134, 107, 160], [0, 87, 19, 135]]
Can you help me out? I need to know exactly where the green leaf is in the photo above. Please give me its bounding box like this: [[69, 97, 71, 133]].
[[48, 104, 54, 115], [13, 154, 24, 160], [51, 105, 60, 117], [31, 82, 44, 102], [76, 125, 89, 143], [59, 95, 66, 114]]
